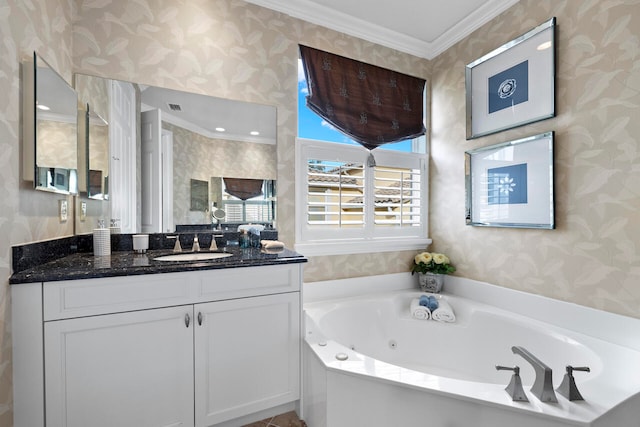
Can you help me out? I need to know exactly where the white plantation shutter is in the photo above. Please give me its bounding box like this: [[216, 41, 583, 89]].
[[296, 139, 429, 254], [373, 166, 421, 227], [307, 160, 365, 227], [222, 200, 273, 223]]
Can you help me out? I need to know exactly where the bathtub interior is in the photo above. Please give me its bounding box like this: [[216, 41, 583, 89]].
[[308, 293, 605, 385], [304, 290, 640, 425]]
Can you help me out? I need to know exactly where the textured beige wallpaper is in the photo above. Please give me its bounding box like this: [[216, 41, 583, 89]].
[[430, 0, 640, 317], [1, 0, 75, 425]]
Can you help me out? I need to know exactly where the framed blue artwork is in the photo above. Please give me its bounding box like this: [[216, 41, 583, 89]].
[[465, 132, 554, 229], [487, 163, 528, 205], [466, 17, 556, 139]]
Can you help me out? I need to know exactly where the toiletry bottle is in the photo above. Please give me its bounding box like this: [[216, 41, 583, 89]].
[[239, 229, 249, 248]]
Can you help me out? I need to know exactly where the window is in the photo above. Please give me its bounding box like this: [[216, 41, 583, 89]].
[[295, 58, 430, 256], [295, 139, 430, 255]]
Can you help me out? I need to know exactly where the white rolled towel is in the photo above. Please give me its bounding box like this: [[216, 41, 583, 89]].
[[261, 240, 285, 249], [432, 299, 456, 323], [410, 298, 431, 320]]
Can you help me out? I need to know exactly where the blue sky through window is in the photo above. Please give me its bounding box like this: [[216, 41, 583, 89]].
[[297, 60, 419, 153]]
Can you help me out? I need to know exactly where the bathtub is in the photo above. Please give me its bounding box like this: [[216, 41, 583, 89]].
[[302, 274, 640, 427]]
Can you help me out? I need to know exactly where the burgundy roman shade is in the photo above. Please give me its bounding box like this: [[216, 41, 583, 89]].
[[299, 45, 426, 151], [223, 178, 264, 200]]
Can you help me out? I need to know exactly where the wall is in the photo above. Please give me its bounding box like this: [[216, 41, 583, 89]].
[[1, 1, 76, 425], [430, 0, 640, 318]]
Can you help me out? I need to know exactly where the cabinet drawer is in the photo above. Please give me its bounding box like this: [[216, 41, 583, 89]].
[[197, 264, 301, 300], [43, 273, 196, 321], [43, 264, 302, 320]]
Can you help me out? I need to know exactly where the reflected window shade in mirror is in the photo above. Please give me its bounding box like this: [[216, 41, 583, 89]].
[[299, 45, 426, 151], [223, 178, 264, 200]]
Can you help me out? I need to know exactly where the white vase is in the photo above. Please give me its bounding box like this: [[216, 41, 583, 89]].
[[418, 272, 444, 293]]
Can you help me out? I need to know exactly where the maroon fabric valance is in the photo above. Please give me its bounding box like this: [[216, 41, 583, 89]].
[[299, 45, 426, 151], [223, 178, 263, 200]]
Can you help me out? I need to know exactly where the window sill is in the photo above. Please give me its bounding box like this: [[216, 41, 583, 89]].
[[294, 237, 432, 257]]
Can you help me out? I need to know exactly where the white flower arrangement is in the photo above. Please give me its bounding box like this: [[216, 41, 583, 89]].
[[411, 252, 455, 275]]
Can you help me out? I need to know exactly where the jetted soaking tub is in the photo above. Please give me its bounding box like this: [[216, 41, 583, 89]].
[[302, 274, 640, 427]]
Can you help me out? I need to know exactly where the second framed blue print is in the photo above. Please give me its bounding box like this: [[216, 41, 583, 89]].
[[466, 17, 556, 139], [465, 132, 554, 229]]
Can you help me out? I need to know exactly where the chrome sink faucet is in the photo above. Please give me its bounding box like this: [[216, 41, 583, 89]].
[[166, 235, 182, 252], [192, 234, 200, 252], [511, 346, 558, 403]]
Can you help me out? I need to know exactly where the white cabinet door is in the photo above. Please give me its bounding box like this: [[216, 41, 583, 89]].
[[194, 293, 300, 427], [45, 306, 195, 427]]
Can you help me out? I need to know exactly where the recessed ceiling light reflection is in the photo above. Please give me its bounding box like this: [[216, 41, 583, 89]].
[[37, 104, 50, 111], [537, 41, 552, 51], [250, 131, 260, 136], [215, 127, 225, 132]]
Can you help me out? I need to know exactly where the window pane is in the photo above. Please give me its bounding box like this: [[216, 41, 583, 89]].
[[373, 166, 421, 227], [307, 159, 365, 227]]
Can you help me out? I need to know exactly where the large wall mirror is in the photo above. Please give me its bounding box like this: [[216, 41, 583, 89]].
[[23, 53, 78, 194], [74, 73, 277, 234]]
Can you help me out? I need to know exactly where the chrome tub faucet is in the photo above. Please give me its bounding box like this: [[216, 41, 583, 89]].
[[511, 346, 558, 403]]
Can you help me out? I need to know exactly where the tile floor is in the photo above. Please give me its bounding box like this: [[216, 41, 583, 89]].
[[242, 410, 307, 427]]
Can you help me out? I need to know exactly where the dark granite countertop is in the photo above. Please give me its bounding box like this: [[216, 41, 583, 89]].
[[9, 247, 307, 284]]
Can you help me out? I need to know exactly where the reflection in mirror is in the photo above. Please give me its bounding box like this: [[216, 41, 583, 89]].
[[23, 53, 78, 194], [74, 73, 277, 234], [211, 178, 276, 224], [75, 75, 112, 201], [190, 179, 208, 211], [87, 108, 109, 199], [78, 103, 109, 200]]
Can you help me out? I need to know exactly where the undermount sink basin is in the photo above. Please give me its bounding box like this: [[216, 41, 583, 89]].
[[153, 252, 233, 262]]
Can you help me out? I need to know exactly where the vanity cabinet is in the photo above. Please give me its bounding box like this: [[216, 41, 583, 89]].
[[12, 263, 303, 427]]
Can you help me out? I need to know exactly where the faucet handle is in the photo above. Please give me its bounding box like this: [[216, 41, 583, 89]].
[[557, 365, 590, 401], [496, 365, 529, 402]]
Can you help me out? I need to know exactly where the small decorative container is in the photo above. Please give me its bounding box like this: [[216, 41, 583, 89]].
[[418, 272, 445, 293], [93, 227, 111, 256]]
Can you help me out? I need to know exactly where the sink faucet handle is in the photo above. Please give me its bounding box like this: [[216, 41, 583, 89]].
[[557, 365, 590, 401], [496, 365, 529, 402]]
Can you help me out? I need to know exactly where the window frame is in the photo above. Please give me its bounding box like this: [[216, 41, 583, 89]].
[[295, 138, 431, 256]]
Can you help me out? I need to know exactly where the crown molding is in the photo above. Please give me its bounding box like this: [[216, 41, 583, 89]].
[[245, 0, 520, 60]]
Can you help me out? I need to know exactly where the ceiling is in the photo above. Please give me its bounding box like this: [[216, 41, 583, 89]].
[[133, 1, 522, 142], [139, 85, 277, 145], [245, 0, 520, 59]]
